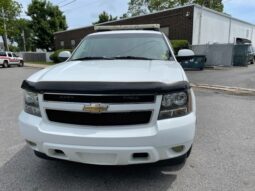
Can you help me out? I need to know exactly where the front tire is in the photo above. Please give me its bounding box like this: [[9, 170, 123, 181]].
[[252, 58, 255, 65], [3, 61, 9, 68], [19, 61, 24, 67]]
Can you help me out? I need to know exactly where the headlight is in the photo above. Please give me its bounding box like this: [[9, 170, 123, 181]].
[[158, 91, 191, 120], [24, 91, 41, 117]]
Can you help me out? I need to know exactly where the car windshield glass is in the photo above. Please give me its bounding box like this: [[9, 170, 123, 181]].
[[70, 33, 172, 61]]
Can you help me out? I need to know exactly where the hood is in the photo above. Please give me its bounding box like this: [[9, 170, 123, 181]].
[[28, 60, 184, 84]]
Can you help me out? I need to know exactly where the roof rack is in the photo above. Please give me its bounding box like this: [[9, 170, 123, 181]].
[[94, 24, 160, 32]]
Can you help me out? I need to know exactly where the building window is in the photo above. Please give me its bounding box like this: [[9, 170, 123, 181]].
[[60, 41, 64, 47], [71, 40, 76, 48], [159, 27, 169, 37]]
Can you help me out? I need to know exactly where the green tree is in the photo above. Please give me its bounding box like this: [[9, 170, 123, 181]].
[[27, 0, 67, 51], [94, 11, 117, 24], [127, 0, 150, 16], [9, 19, 35, 51], [0, 0, 22, 50], [127, 0, 223, 16], [120, 13, 129, 19], [194, 0, 223, 12]]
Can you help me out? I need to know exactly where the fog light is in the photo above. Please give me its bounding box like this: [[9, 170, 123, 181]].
[[172, 145, 185, 153]]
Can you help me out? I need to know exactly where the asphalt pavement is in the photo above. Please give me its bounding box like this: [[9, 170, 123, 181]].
[[186, 64, 255, 89], [0, 66, 255, 191]]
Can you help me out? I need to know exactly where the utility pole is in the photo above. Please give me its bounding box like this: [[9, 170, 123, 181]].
[[21, 30, 26, 51], [1, 7, 9, 51]]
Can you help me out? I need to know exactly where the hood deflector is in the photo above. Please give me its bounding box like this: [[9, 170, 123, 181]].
[[21, 80, 190, 95]]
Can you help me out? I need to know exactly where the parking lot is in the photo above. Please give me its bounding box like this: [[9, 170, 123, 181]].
[[0, 66, 255, 191]]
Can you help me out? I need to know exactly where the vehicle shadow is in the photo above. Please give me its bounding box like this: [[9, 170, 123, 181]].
[[0, 146, 184, 191]]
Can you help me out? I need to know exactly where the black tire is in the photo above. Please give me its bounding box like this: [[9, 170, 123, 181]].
[[34, 150, 55, 160], [3, 61, 9, 68], [19, 61, 24, 67]]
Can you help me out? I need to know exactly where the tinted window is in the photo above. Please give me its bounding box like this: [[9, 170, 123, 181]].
[[71, 33, 172, 61], [8, 53, 12, 57], [0, 52, 6, 56]]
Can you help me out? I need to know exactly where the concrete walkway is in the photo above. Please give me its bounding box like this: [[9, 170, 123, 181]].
[[24, 63, 50, 69]]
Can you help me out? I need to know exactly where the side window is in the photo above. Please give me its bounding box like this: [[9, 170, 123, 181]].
[[0, 52, 6, 56], [8, 53, 12, 57], [60, 41, 65, 48], [71, 40, 76, 48]]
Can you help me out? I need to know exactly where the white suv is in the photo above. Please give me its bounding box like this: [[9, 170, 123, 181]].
[[0, 51, 24, 68], [19, 25, 196, 165]]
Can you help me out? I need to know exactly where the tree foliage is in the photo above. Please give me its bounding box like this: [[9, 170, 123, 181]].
[[0, 0, 22, 50], [9, 19, 35, 51], [94, 11, 117, 24], [193, 0, 223, 12], [127, 0, 223, 17], [127, 0, 150, 16], [27, 0, 67, 51]]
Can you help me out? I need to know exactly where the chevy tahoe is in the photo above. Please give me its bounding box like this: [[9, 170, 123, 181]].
[[19, 25, 196, 165]]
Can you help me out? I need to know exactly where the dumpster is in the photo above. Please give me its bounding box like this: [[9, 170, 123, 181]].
[[233, 44, 249, 66], [176, 55, 207, 70]]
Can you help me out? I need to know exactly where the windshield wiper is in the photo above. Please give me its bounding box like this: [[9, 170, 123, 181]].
[[71, 56, 113, 61], [112, 56, 154, 60]]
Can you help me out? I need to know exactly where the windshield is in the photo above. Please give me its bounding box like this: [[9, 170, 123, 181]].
[[70, 33, 172, 61]]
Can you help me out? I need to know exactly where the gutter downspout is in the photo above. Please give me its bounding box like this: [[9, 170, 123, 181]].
[[228, 17, 232, 43], [198, 6, 203, 44]]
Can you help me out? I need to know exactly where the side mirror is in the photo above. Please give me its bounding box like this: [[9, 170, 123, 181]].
[[177, 49, 195, 57], [58, 51, 71, 62]]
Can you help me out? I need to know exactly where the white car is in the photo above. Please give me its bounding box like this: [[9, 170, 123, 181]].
[[0, 51, 24, 68], [19, 25, 196, 166]]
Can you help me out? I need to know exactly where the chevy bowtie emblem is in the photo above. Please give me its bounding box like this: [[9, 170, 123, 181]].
[[83, 103, 109, 113]]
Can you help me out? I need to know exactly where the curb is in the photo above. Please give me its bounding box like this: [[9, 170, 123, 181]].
[[204, 66, 230, 70], [191, 83, 255, 96], [24, 63, 50, 69]]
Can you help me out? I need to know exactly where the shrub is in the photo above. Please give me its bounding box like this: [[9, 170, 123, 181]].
[[9, 45, 20, 52], [170, 40, 189, 55], [50, 49, 72, 63]]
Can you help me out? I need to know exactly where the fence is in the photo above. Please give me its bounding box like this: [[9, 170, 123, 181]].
[[190, 44, 234, 67], [190, 44, 250, 67], [18, 52, 53, 62]]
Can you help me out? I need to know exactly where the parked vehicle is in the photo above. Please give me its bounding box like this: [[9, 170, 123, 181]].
[[19, 24, 196, 166], [248, 46, 255, 64], [0, 51, 24, 68]]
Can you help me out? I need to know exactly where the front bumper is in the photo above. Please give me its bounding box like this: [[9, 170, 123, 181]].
[[19, 111, 196, 165]]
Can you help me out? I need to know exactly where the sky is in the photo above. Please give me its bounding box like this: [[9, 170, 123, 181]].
[[17, 0, 255, 30]]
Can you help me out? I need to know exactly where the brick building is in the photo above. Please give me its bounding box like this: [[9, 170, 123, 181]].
[[54, 4, 255, 50]]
